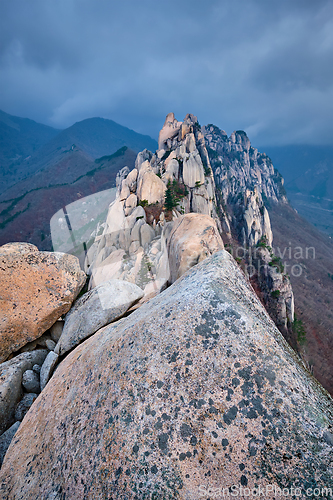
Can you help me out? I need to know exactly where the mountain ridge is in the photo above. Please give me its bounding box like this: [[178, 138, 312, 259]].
[[0, 110, 158, 196]]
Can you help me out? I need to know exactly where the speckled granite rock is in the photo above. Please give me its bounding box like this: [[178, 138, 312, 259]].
[[0, 243, 86, 362], [1, 251, 332, 498]]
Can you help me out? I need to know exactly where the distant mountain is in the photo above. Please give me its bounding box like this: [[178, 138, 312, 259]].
[[261, 144, 333, 236], [0, 112, 158, 195], [0, 109, 60, 164], [0, 146, 137, 251], [49, 117, 157, 159], [0, 110, 60, 190]]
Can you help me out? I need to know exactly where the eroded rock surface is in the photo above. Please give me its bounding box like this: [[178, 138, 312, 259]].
[[1, 251, 332, 498], [0, 243, 86, 362]]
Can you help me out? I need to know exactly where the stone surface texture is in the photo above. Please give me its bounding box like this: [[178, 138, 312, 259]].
[[1, 251, 332, 498], [164, 213, 224, 283], [14, 393, 38, 421], [55, 279, 144, 356], [0, 243, 86, 362]]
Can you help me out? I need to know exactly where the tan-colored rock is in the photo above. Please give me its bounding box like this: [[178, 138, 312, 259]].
[[0, 243, 86, 362], [1, 251, 332, 498], [140, 223, 155, 248], [165, 213, 224, 283], [158, 112, 182, 150], [90, 249, 126, 288], [137, 161, 166, 205]]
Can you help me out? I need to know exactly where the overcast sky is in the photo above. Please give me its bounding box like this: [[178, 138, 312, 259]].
[[0, 0, 332, 146]]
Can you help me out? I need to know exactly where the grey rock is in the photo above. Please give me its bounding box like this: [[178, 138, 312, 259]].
[[0, 421, 20, 466], [45, 339, 56, 351], [40, 352, 59, 392], [15, 393, 38, 421], [1, 251, 332, 498], [140, 223, 155, 248], [32, 364, 41, 374], [49, 321, 64, 343], [115, 166, 129, 191], [0, 350, 47, 435], [125, 168, 138, 193], [55, 279, 144, 356], [22, 370, 40, 393]]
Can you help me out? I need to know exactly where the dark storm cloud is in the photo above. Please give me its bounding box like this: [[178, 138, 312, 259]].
[[0, 0, 332, 146]]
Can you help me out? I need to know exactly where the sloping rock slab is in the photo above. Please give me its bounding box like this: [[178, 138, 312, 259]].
[[0, 350, 47, 435], [0, 243, 86, 362], [55, 279, 144, 356], [1, 251, 332, 498]]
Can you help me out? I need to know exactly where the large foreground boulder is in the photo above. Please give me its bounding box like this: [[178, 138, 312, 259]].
[[1, 251, 332, 498], [0, 243, 86, 362]]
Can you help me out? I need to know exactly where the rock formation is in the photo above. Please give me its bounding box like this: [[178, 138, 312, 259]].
[[1, 252, 332, 498], [203, 124, 294, 334], [0, 243, 86, 362], [85, 113, 294, 337], [85, 113, 221, 301]]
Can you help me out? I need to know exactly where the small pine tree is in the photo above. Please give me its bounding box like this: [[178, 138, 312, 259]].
[[165, 183, 175, 211]]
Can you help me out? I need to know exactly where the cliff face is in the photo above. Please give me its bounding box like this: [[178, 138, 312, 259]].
[[203, 123, 294, 337]]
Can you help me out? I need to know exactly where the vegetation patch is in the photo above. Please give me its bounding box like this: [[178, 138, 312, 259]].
[[269, 256, 285, 273], [164, 180, 188, 212], [293, 316, 307, 346]]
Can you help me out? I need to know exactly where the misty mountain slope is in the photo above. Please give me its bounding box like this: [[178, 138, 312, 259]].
[[50, 117, 158, 159], [0, 112, 158, 199], [0, 110, 60, 191], [263, 144, 333, 236], [0, 146, 137, 251], [269, 202, 333, 394], [0, 110, 60, 163]]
